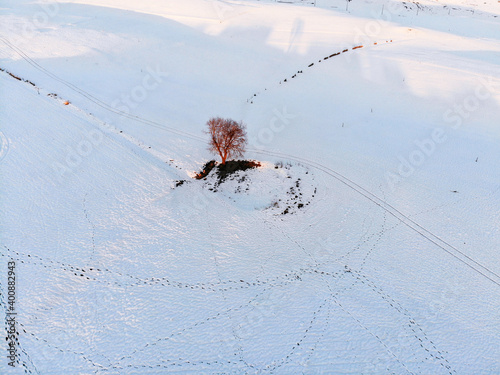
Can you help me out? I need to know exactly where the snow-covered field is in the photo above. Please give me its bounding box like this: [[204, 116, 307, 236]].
[[1, 0, 499, 373]]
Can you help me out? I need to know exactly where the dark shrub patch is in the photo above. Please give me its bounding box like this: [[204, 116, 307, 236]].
[[194, 160, 261, 183], [195, 160, 217, 179], [8, 72, 21, 81], [215, 160, 261, 183]]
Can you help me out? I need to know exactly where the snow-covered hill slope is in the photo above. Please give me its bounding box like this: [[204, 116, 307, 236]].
[[1, 0, 499, 373]]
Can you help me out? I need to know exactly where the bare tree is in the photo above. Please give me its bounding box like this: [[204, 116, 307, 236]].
[[206, 117, 247, 165]]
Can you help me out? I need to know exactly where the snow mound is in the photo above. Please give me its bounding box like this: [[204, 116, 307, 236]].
[[190, 161, 317, 214]]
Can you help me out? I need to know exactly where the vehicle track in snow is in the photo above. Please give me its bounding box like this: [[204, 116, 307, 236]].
[[2, 38, 498, 290], [3, 37, 496, 291], [248, 186, 432, 373], [261, 196, 455, 374], [0, 37, 494, 374], [249, 149, 500, 288], [4, 240, 431, 373], [0, 38, 206, 145], [1, 208, 456, 375]]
